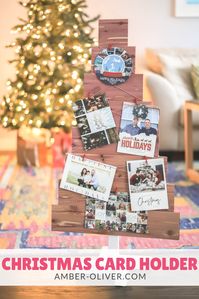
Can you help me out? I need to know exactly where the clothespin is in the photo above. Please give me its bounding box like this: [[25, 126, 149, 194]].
[[114, 186, 118, 194], [100, 154, 105, 162], [82, 153, 86, 161], [107, 43, 112, 50], [144, 156, 148, 164]]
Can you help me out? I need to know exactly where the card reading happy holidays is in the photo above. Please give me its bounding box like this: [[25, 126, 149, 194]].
[[117, 102, 160, 157], [84, 192, 148, 234], [60, 154, 117, 201], [127, 158, 168, 211], [73, 94, 119, 151]]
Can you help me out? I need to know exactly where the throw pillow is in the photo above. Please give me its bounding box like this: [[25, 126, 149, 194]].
[[191, 64, 199, 99], [157, 54, 199, 101]]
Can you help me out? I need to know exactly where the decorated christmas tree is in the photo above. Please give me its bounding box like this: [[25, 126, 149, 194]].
[[0, 0, 98, 132]]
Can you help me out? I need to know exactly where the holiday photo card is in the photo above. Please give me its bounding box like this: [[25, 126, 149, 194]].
[[84, 192, 148, 234], [73, 94, 119, 151], [117, 102, 159, 157], [127, 158, 168, 211], [60, 154, 117, 201]]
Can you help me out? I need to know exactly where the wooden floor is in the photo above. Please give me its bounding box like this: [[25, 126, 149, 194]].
[[0, 287, 198, 299]]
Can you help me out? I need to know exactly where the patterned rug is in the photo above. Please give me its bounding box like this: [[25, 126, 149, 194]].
[[0, 153, 199, 249]]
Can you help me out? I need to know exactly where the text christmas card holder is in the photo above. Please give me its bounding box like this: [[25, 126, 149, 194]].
[[52, 19, 180, 240]]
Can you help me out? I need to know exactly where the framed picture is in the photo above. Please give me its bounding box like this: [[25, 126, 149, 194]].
[[175, 0, 199, 17]]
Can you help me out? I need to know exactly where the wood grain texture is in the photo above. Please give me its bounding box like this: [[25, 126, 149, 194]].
[[52, 200, 179, 240], [1, 286, 198, 299], [98, 19, 128, 47], [52, 182, 178, 239], [83, 73, 143, 101], [56, 181, 174, 211], [51, 19, 179, 241]]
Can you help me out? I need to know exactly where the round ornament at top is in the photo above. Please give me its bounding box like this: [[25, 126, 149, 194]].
[[94, 47, 133, 86]]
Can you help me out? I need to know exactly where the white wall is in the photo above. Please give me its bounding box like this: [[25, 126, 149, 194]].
[[86, 0, 199, 70], [0, 0, 199, 149]]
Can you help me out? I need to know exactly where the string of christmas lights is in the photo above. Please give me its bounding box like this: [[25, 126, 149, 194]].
[[0, 0, 99, 131]]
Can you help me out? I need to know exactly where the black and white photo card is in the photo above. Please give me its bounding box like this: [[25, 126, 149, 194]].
[[73, 94, 119, 151]]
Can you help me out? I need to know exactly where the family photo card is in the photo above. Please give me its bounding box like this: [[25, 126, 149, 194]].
[[73, 94, 119, 151], [117, 102, 160, 157], [84, 192, 148, 234], [127, 158, 168, 211], [60, 154, 117, 201]]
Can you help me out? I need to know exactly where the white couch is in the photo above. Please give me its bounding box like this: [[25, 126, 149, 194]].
[[145, 48, 199, 151]]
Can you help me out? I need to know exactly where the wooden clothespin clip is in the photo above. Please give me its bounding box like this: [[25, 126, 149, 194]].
[[144, 156, 148, 164], [101, 154, 105, 162]]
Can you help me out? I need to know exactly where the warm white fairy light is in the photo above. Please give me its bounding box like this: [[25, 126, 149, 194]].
[[72, 71, 78, 79], [74, 84, 81, 92], [17, 82, 23, 88], [12, 119, 17, 126], [36, 119, 42, 127], [32, 94, 38, 100], [59, 97, 64, 103], [16, 106, 22, 112], [65, 29, 70, 36], [47, 107, 52, 112], [58, 42, 65, 50]]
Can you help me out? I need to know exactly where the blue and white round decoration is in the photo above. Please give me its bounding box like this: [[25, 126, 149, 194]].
[[94, 47, 133, 86]]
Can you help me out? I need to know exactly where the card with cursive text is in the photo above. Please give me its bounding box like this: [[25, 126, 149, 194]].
[[127, 158, 168, 211]]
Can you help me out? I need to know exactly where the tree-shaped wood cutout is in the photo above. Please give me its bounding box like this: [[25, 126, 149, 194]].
[[52, 19, 180, 240]]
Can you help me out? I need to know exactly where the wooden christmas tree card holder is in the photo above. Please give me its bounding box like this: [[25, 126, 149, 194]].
[[52, 19, 180, 240]]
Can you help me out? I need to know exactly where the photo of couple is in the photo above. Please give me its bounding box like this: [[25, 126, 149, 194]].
[[77, 168, 99, 191], [122, 116, 157, 136], [117, 102, 160, 157], [60, 154, 116, 202]]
